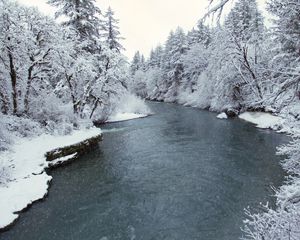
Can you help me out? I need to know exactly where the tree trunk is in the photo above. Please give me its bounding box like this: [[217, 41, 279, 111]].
[[243, 47, 263, 100], [8, 50, 18, 114], [24, 65, 34, 114], [65, 74, 78, 114], [89, 98, 102, 119]]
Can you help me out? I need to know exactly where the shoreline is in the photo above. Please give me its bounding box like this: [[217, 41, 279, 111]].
[[0, 128, 102, 231], [0, 112, 151, 232]]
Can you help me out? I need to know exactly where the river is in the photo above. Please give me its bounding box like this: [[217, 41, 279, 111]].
[[1, 102, 288, 240]]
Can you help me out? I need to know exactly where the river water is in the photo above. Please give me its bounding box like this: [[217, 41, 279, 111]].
[[1, 102, 288, 240]]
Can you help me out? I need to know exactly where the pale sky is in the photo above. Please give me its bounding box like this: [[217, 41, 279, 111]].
[[16, 0, 268, 59]]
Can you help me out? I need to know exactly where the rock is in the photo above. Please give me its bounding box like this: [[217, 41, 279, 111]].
[[225, 109, 239, 118], [45, 134, 102, 162]]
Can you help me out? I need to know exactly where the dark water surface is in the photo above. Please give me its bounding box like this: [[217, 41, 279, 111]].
[[1, 102, 288, 240]]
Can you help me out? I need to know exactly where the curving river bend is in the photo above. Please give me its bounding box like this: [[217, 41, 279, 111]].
[[1, 102, 288, 240]]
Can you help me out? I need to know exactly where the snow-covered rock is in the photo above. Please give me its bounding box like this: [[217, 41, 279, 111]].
[[217, 112, 228, 119]]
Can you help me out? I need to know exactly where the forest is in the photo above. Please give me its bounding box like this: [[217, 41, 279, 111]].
[[1, 0, 300, 239], [0, 0, 149, 151]]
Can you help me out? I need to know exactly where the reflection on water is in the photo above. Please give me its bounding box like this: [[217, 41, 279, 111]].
[[1, 102, 288, 240]]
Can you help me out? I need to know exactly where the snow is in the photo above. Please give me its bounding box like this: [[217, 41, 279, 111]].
[[239, 112, 283, 129], [217, 112, 228, 119], [0, 173, 51, 229], [0, 127, 101, 229], [48, 153, 78, 168], [106, 112, 148, 123]]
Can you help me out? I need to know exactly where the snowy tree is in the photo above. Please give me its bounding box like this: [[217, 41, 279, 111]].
[[223, 0, 265, 107], [187, 21, 211, 47], [147, 45, 163, 69], [0, 1, 27, 114], [162, 27, 188, 102], [266, 0, 300, 107], [130, 51, 142, 76], [102, 7, 124, 53], [47, 0, 103, 53], [181, 43, 209, 93], [225, 0, 264, 44]]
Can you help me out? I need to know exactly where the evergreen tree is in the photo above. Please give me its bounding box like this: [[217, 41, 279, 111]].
[[162, 27, 188, 101], [140, 55, 146, 71], [103, 7, 124, 52], [187, 21, 211, 47], [130, 51, 142, 76], [225, 0, 264, 44], [266, 0, 300, 102], [267, 0, 300, 62], [47, 0, 102, 48], [147, 45, 163, 68], [224, 0, 265, 102]]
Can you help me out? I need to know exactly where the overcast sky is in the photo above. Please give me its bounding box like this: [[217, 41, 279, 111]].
[[16, 0, 268, 59]]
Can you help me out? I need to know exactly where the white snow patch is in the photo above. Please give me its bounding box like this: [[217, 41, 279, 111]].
[[0, 173, 51, 229], [239, 112, 283, 129], [217, 112, 228, 119], [0, 127, 101, 229], [107, 113, 148, 123], [48, 153, 78, 168]]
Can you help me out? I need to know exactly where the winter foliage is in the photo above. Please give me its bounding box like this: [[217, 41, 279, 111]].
[[0, 0, 150, 181], [0, 0, 135, 135], [130, 0, 299, 114]]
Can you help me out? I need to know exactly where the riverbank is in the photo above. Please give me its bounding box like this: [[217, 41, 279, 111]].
[[0, 105, 153, 231], [207, 104, 300, 238], [0, 127, 102, 230], [238, 110, 300, 239]]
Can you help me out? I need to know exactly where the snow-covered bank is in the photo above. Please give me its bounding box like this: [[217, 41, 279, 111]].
[[0, 128, 101, 230], [239, 112, 283, 129], [239, 107, 300, 239]]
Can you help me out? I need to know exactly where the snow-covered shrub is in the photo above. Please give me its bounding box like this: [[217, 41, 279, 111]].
[[29, 93, 75, 125], [27, 93, 78, 135], [242, 203, 300, 240], [1, 114, 43, 139]]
